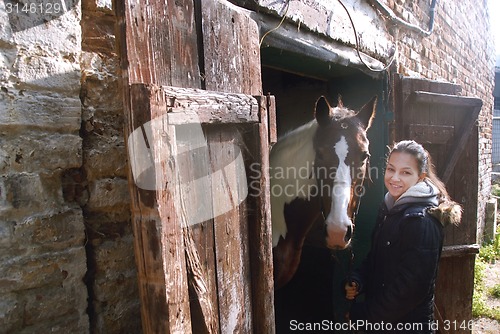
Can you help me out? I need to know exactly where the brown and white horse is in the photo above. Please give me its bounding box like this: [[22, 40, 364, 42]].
[[270, 95, 377, 289]]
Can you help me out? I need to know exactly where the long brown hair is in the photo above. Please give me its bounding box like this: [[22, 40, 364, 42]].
[[388, 140, 462, 226]]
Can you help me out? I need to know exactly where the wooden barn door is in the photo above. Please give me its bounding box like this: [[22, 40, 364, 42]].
[[117, 0, 275, 333], [393, 75, 482, 333]]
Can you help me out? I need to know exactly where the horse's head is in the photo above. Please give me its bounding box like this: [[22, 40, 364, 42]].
[[313, 96, 377, 249]]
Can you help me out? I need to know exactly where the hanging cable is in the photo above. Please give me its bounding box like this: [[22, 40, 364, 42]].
[[259, 0, 291, 48], [337, 0, 398, 73]]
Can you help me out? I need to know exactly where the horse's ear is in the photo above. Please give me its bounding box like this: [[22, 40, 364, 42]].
[[357, 95, 377, 130], [314, 96, 332, 126]]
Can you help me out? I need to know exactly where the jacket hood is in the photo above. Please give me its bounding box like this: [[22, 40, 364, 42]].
[[385, 179, 438, 211], [385, 179, 462, 227]]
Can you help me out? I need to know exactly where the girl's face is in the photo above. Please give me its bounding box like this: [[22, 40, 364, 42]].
[[384, 151, 424, 200]]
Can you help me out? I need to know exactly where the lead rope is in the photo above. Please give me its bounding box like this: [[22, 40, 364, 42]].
[[344, 169, 368, 333], [345, 248, 360, 334]]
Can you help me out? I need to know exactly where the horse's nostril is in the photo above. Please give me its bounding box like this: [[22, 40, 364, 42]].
[[344, 225, 353, 242]]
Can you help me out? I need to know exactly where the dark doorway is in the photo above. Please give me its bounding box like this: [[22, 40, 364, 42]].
[[261, 53, 388, 332]]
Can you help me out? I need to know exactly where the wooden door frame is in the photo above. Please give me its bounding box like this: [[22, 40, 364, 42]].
[[116, 0, 276, 332]]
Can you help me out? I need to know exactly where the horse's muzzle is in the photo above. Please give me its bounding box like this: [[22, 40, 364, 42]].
[[325, 221, 353, 250]]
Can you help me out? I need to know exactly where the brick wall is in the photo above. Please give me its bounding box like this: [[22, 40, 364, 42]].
[[388, 0, 495, 241]]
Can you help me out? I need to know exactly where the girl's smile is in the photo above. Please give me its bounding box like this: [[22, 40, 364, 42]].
[[384, 152, 425, 200]]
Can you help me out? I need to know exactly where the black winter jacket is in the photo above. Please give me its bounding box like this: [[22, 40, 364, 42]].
[[349, 201, 445, 333]]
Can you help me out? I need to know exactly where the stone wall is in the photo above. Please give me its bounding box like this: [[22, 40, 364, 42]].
[[0, 0, 141, 332], [0, 0, 89, 332], [81, 0, 141, 332]]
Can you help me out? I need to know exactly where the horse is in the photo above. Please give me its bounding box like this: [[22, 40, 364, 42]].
[[270, 95, 377, 289]]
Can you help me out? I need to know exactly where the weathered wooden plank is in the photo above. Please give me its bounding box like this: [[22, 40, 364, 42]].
[[201, 1, 274, 333], [150, 86, 192, 333], [117, 0, 205, 331], [410, 91, 482, 108], [208, 129, 253, 333], [173, 118, 219, 333], [267, 94, 278, 146], [247, 96, 276, 333], [184, 227, 217, 334], [440, 244, 480, 258], [407, 124, 454, 145], [440, 104, 481, 184], [117, 0, 200, 86], [125, 84, 193, 333], [201, 0, 262, 95], [162, 86, 260, 124]]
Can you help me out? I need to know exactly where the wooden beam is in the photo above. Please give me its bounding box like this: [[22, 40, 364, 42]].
[[267, 94, 278, 146], [150, 85, 193, 332], [441, 244, 480, 258], [251, 11, 385, 79], [410, 91, 482, 108], [125, 84, 193, 333], [163, 86, 260, 124], [117, 0, 205, 331], [247, 95, 276, 333]]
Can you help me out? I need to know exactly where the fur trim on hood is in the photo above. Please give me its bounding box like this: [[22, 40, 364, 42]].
[[428, 200, 462, 227], [385, 179, 462, 227]]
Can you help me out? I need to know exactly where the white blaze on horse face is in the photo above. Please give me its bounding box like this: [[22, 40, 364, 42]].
[[325, 136, 352, 249]]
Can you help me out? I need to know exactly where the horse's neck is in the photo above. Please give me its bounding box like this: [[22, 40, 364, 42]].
[[270, 120, 319, 247], [270, 120, 318, 173]]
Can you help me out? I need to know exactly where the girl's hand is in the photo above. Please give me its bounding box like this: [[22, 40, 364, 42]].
[[345, 281, 359, 300]]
